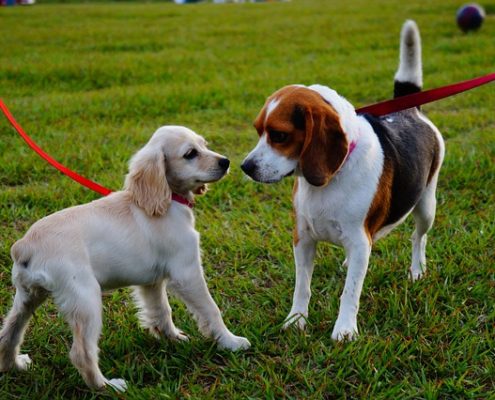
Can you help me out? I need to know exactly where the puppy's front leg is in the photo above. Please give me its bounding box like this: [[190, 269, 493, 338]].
[[331, 232, 371, 341], [132, 281, 188, 342], [283, 230, 316, 331], [168, 257, 250, 351]]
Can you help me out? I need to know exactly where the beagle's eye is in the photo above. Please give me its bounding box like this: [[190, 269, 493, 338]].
[[184, 149, 198, 160], [269, 130, 288, 143]]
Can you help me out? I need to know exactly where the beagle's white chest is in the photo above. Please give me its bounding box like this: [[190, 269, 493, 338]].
[[295, 180, 347, 245]]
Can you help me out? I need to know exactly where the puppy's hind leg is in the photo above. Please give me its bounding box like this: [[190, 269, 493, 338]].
[[56, 275, 126, 392], [410, 181, 437, 281], [0, 284, 47, 371], [132, 281, 188, 342]]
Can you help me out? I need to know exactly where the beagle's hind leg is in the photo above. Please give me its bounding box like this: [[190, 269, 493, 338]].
[[410, 181, 437, 281]]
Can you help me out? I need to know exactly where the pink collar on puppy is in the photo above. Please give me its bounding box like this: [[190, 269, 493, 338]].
[[172, 193, 194, 208]]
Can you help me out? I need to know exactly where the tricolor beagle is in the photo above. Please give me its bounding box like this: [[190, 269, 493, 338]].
[[241, 20, 445, 340]]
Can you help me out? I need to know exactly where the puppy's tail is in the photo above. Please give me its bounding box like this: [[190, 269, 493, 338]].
[[11, 239, 51, 290], [394, 20, 422, 98]]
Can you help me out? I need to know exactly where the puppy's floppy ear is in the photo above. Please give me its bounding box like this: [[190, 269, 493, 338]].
[[299, 101, 349, 187], [124, 147, 171, 216]]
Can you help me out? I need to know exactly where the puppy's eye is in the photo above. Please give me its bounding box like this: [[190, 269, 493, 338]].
[[184, 149, 198, 160], [269, 130, 288, 143]]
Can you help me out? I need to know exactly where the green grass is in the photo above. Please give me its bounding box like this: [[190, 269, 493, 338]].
[[1, 0, 494, 398]]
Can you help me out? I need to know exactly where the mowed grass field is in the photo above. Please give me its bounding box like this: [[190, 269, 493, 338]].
[[1, 0, 494, 398]]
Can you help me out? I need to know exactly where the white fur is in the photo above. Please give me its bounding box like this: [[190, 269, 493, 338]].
[[394, 20, 422, 86], [266, 98, 281, 119], [0, 126, 249, 392], [243, 133, 298, 183], [284, 92, 384, 340], [308, 84, 363, 144]]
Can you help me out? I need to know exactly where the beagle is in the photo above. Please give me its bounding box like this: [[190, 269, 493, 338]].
[[0, 126, 250, 392], [241, 20, 445, 340]]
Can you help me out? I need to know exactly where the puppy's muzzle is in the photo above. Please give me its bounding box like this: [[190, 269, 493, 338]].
[[218, 158, 230, 171]]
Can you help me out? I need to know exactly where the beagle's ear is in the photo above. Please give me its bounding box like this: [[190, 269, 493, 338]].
[[299, 102, 349, 187], [124, 148, 172, 216]]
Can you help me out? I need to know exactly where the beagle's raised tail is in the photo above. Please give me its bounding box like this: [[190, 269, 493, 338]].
[[394, 20, 423, 98]]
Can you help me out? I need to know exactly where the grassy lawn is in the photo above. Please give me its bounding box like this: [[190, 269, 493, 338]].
[[1, 0, 494, 398]]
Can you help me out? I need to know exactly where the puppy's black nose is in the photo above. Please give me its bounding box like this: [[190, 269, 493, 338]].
[[218, 158, 230, 170], [241, 159, 256, 176]]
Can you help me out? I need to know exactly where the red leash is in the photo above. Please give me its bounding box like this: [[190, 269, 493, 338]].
[[0, 99, 112, 196], [356, 72, 495, 115], [1, 72, 493, 197], [0, 99, 194, 208]]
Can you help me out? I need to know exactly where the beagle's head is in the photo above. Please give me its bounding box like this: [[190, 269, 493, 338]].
[[125, 126, 230, 216], [241, 85, 349, 187]]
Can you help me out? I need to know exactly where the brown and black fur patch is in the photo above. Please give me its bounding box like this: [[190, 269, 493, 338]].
[[364, 109, 441, 238], [365, 159, 394, 241]]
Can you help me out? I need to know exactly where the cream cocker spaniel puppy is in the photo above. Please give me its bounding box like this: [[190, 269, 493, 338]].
[[0, 126, 250, 392]]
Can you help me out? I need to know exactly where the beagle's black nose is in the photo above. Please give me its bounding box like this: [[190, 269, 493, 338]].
[[218, 158, 230, 170], [240, 159, 256, 176]]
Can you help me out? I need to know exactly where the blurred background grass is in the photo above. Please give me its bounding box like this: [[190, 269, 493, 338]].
[[0, 0, 494, 398]]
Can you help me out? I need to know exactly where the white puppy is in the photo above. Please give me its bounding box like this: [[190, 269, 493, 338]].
[[0, 126, 250, 392]]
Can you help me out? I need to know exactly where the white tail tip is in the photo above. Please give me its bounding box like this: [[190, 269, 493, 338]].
[[394, 19, 423, 88]]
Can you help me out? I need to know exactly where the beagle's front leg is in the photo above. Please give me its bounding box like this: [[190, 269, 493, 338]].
[[331, 231, 371, 341], [283, 227, 316, 331]]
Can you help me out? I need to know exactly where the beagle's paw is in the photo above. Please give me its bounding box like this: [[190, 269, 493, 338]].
[[409, 266, 426, 282], [282, 312, 308, 331], [331, 319, 358, 342]]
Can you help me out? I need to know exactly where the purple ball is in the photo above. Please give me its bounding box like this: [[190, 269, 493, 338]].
[[456, 3, 486, 32]]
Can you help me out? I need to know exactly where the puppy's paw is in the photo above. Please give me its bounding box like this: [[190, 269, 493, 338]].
[[167, 327, 189, 342], [331, 319, 358, 342], [15, 354, 32, 371], [217, 333, 250, 351], [282, 312, 307, 331], [151, 325, 189, 342], [105, 378, 127, 393]]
